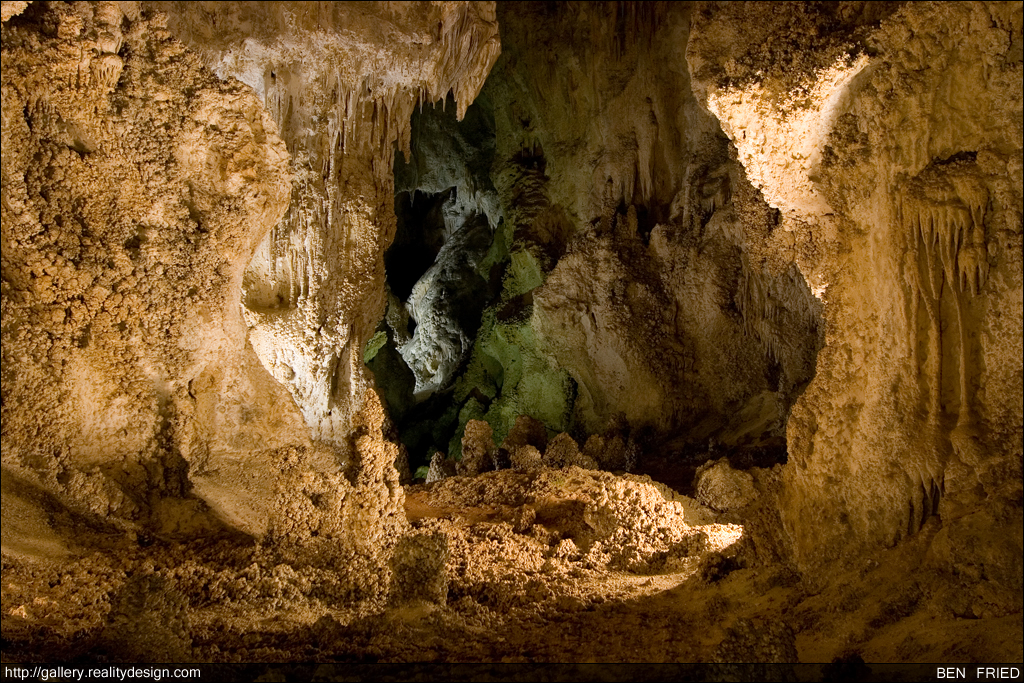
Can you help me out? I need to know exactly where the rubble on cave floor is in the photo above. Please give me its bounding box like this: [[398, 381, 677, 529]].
[[4, 459, 1020, 664]]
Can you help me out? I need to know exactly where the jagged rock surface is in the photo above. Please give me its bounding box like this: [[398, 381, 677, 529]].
[[687, 1, 1023, 590], [0, 1, 305, 538], [1, 1, 409, 607]]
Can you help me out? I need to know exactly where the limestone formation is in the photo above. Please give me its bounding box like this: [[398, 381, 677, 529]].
[[406, 2, 825, 465], [1, 0, 304, 538], [688, 1, 1023, 579], [695, 458, 758, 513], [458, 418, 495, 476], [156, 0, 501, 442], [2, 0, 1020, 667]]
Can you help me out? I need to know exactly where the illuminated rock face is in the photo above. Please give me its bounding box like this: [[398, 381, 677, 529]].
[[399, 209, 494, 399], [0, 1, 303, 535], [688, 1, 1023, 576], [0, 1, 498, 550], [156, 1, 501, 443]]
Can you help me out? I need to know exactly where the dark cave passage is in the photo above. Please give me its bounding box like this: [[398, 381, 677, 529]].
[[387, 189, 449, 302], [368, 93, 504, 474], [365, 5, 826, 484]]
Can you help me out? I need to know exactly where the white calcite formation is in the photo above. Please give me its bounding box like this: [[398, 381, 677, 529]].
[[157, 1, 500, 442]]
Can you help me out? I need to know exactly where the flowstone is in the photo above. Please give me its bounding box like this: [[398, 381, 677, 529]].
[[688, 0, 1023, 572]]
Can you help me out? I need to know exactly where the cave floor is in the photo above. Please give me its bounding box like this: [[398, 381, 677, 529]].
[[2, 467, 1020, 665]]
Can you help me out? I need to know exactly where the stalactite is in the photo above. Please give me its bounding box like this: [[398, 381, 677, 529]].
[[889, 163, 993, 541], [223, 2, 499, 440], [898, 166, 989, 431], [736, 255, 819, 367]]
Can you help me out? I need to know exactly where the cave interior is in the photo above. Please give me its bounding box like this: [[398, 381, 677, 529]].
[[1, 0, 1022, 667]]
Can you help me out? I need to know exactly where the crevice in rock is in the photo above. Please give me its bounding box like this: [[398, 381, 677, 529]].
[[367, 93, 504, 473]]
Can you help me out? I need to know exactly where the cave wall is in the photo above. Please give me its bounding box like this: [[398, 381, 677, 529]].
[[440, 2, 823, 458], [687, 0, 1023, 590], [0, 1, 497, 573], [0, 1, 309, 537]]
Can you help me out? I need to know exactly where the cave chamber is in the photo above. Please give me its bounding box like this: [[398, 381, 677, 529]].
[[1, 0, 1020, 666]]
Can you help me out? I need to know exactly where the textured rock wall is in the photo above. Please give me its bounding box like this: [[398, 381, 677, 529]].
[[360, 93, 506, 468], [447, 2, 822, 455], [1, 0, 306, 537], [1, 2, 486, 566], [688, 1, 1023, 587]]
